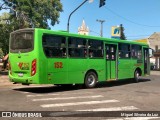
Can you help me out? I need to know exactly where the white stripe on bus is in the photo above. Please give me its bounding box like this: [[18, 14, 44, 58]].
[[41, 99, 119, 108]]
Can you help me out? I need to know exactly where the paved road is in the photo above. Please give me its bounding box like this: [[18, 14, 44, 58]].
[[0, 71, 160, 120]]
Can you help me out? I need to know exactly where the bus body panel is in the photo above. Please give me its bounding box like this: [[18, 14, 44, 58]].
[[47, 58, 68, 84], [9, 53, 39, 84], [118, 59, 132, 79], [86, 59, 105, 82]]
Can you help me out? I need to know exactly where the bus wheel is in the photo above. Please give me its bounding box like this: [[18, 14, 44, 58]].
[[84, 72, 97, 88], [134, 70, 140, 83]]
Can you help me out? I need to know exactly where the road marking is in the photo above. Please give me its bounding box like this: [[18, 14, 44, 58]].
[[41, 99, 119, 108], [27, 94, 60, 97], [106, 117, 160, 120], [77, 106, 138, 111], [27, 92, 93, 97], [32, 95, 103, 101], [21, 92, 30, 94]]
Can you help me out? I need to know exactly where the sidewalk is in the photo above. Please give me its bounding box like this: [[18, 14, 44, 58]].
[[0, 75, 13, 87], [0, 62, 8, 75], [150, 70, 160, 76]]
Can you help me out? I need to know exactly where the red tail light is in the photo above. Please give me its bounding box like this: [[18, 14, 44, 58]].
[[31, 59, 36, 76]]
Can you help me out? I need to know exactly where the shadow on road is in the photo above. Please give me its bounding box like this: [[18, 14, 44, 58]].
[[13, 85, 80, 94], [96, 78, 151, 88], [13, 78, 151, 94]]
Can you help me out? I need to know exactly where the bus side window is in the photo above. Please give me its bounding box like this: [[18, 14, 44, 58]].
[[62, 48, 66, 57], [68, 37, 87, 58], [88, 40, 103, 58], [106, 45, 109, 59], [119, 43, 130, 59], [131, 45, 142, 59], [89, 51, 94, 58], [42, 34, 67, 58]]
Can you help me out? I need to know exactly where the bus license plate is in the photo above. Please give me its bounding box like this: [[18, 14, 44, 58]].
[[18, 73, 23, 77]]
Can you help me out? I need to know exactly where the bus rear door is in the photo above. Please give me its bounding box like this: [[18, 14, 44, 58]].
[[105, 43, 118, 80]]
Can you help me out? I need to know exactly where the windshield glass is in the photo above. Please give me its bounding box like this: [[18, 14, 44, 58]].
[[10, 30, 34, 53]]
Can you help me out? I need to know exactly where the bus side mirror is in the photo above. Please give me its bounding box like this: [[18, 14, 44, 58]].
[[149, 48, 154, 58]]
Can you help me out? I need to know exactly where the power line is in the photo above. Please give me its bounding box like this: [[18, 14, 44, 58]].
[[90, 30, 101, 36], [104, 6, 160, 28]]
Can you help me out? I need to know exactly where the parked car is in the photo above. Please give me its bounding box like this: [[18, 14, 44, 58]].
[[150, 63, 155, 70]]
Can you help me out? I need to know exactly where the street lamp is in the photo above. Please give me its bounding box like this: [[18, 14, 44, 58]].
[[67, 0, 93, 32]]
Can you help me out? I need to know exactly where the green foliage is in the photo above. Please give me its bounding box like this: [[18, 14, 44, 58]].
[[120, 24, 126, 40], [0, 48, 4, 58], [0, 12, 13, 54], [0, 0, 63, 54], [1, 0, 63, 29]]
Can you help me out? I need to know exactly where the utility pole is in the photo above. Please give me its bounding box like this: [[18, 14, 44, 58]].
[[96, 19, 105, 37]]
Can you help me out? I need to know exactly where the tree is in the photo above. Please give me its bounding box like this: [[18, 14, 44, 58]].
[[0, 0, 63, 29], [0, 48, 4, 58], [0, 12, 13, 54], [120, 24, 126, 40], [0, 0, 63, 54]]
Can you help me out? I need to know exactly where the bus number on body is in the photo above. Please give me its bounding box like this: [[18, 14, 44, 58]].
[[54, 62, 63, 68]]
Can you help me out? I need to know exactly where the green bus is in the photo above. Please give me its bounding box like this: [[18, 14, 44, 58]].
[[9, 28, 150, 88]]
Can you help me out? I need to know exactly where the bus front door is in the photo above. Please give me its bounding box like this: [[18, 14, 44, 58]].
[[143, 47, 149, 74], [105, 44, 118, 80]]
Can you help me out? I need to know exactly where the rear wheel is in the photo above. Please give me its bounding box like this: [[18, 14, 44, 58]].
[[133, 70, 140, 83], [84, 72, 97, 88]]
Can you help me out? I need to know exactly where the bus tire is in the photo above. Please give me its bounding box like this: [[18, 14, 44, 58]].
[[133, 70, 140, 83], [84, 72, 97, 88]]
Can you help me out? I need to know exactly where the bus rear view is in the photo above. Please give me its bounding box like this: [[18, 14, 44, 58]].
[[9, 28, 38, 84]]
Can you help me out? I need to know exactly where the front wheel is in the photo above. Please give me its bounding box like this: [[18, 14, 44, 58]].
[[133, 70, 140, 83], [84, 72, 97, 88]]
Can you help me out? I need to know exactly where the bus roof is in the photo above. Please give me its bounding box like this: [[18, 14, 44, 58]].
[[12, 28, 149, 46], [38, 28, 148, 46]]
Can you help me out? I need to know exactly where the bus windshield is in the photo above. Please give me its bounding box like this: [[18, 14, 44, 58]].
[[10, 30, 34, 53]]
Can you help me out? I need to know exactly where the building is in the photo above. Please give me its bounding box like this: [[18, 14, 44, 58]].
[[148, 32, 160, 50], [78, 20, 89, 35], [148, 32, 160, 70], [135, 32, 160, 70]]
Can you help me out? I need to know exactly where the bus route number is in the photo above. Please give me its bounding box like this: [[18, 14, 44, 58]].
[[54, 62, 63, 68]]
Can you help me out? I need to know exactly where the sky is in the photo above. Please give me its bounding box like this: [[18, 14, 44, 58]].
[[0, 0, 159, 40], [51, 0, 160, 40]]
